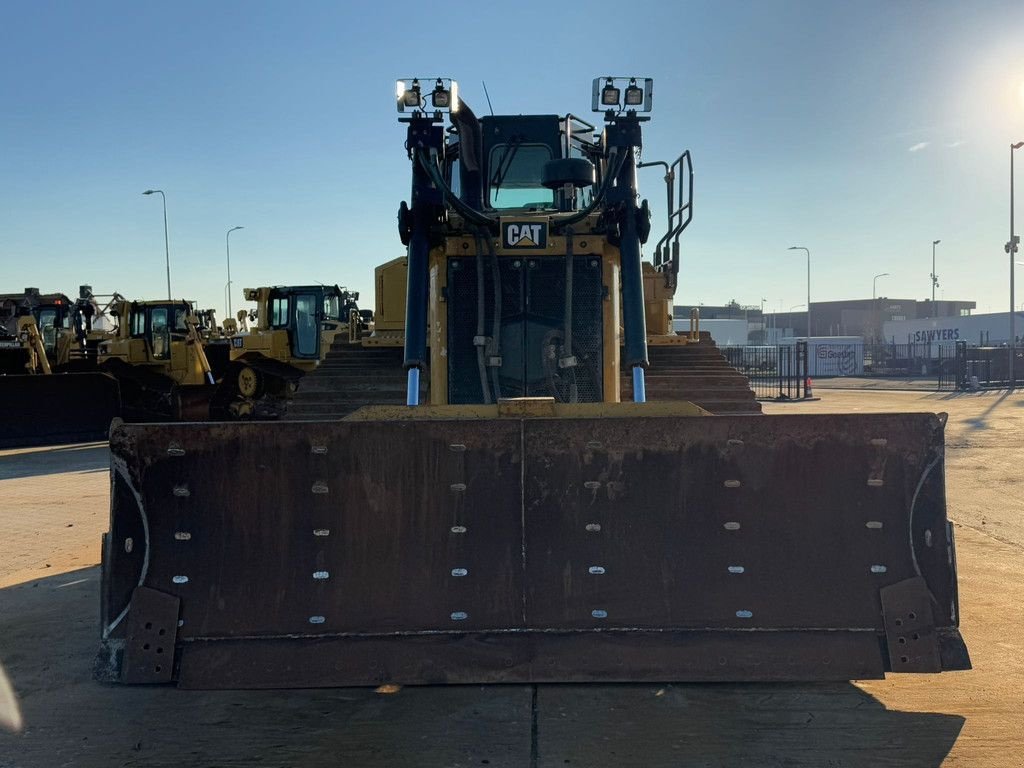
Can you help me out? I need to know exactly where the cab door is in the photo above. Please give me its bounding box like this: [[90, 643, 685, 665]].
[[168, 307, 191, 382], [148, 307, 172, 363], [290, 292, 321, 359], [34, 307, 60, 353]]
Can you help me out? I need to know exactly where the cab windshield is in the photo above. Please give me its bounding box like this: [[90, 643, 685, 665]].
[[488, 143, 555, 210]]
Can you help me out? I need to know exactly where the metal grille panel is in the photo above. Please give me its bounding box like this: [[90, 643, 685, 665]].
[[447, 255, 603, 404]]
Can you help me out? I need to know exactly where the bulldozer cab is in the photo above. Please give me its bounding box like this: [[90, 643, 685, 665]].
[[275, 287, 321, 359], [32, 302, 69, 353], [239, 285, 357, 364], [130, 302, 186, 362], [393, 78, 688, 407]]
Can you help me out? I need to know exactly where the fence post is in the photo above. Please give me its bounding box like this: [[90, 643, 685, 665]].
[[776, 345, 785, 399], [794, 344, 802, 403], [955, 341, 966, 390]]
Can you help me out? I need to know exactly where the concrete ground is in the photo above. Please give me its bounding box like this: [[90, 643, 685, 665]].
[[0, 390, 1022, 767], [811, 376, 943, 391]]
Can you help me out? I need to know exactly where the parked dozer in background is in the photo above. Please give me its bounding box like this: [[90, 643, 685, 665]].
[[95, 298, 216, 421], [215, 284, 365, 418], [98, 78, 969, 688], [0, 287, 121, 447], [0, 288, 78, 373]]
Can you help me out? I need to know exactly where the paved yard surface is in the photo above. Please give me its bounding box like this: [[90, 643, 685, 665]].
[[811, 376, 942, 390], [1, 390, 1022, 767]]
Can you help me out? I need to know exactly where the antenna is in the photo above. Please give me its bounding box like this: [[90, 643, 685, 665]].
[[482, 81, 495, 115]]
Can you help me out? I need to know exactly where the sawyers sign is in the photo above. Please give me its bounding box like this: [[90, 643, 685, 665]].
[[912, 328, 961, 342]]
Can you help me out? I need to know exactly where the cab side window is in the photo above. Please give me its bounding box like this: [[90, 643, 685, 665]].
[[271, 298, 289, 328]]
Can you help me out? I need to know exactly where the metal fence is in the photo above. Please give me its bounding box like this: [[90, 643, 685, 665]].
[[721, 342, 808, 400], [862, 342, 957, 378], [787, 341, 1020, 390], [952, 343, 1024, 389], [718, 340, 1022, 392]]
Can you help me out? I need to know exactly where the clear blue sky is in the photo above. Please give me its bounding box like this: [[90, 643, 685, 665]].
[[2, 0, 1024, 318]]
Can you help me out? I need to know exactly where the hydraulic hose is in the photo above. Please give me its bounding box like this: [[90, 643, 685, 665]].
[[486, 232, 503, 400], [417, 150, 497, 231], [473, 231, 491, 404], [563, 226, 578, 403]]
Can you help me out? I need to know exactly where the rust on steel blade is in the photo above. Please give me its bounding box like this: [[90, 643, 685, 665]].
[[99, 411, 967, 686]]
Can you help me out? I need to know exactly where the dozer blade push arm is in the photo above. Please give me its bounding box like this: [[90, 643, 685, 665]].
[[401, 117, 447, 405], [604, 119, 649, 400], [185, 314, 215, 385], [18, 316, 51, 375]]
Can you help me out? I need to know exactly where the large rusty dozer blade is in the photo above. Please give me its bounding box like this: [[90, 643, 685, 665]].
[[0, 373, 121, 448], [97, 409, 969, 688]]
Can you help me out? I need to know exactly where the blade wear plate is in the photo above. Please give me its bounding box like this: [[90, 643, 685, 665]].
[[98, 411, 968, 686]]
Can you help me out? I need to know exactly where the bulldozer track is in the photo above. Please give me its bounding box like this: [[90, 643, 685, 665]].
[[286, 341, 426, 419], [623, 339, 762, 414], [287, 336, 761, 419]]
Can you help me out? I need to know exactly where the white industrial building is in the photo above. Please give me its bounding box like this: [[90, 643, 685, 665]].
[[882, 311, 1024, 350], [672, 318, 749, 345]]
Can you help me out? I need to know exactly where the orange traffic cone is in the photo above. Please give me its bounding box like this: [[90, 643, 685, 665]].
[[805, 377, 813, 397]]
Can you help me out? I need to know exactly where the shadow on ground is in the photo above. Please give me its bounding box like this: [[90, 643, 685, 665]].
[[959, 391, 1010, 430], [0, 568, 964, 768], [536, 682, 963, 767], [0, 443, 108, 481]]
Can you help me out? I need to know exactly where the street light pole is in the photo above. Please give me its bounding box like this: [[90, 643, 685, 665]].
[[788, 246, 811, 336], [1008, 142, 1024, 387], [225, 226, 244, 319], [789, 304, 805, 335], [872, 272, 890, 301], [931, 240, 941, 317], [872, 272, 890, 342], [143, 189, 171, 299]]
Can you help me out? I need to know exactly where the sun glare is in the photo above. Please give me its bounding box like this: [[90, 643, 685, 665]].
[[0, 661, 23, 733]]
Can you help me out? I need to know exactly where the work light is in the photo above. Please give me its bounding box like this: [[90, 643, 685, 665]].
[[431, 78, 453, 108], [624, 81, 644, 106], [591, 77, 654, 113], [396, 79, 422, 111], [601, 84, 620, 106], [397, 78, 459, 115]]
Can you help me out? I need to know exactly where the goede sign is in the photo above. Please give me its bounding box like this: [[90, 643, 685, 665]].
[[816, 346, 856, 360]]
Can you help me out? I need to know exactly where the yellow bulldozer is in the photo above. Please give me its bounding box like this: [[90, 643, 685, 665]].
[[215, 284, 366, 418], [97, 78, 969, 688], [0, 287, 122, 447], [1, 288, 85, 373], [95, 298, 217, 421]]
